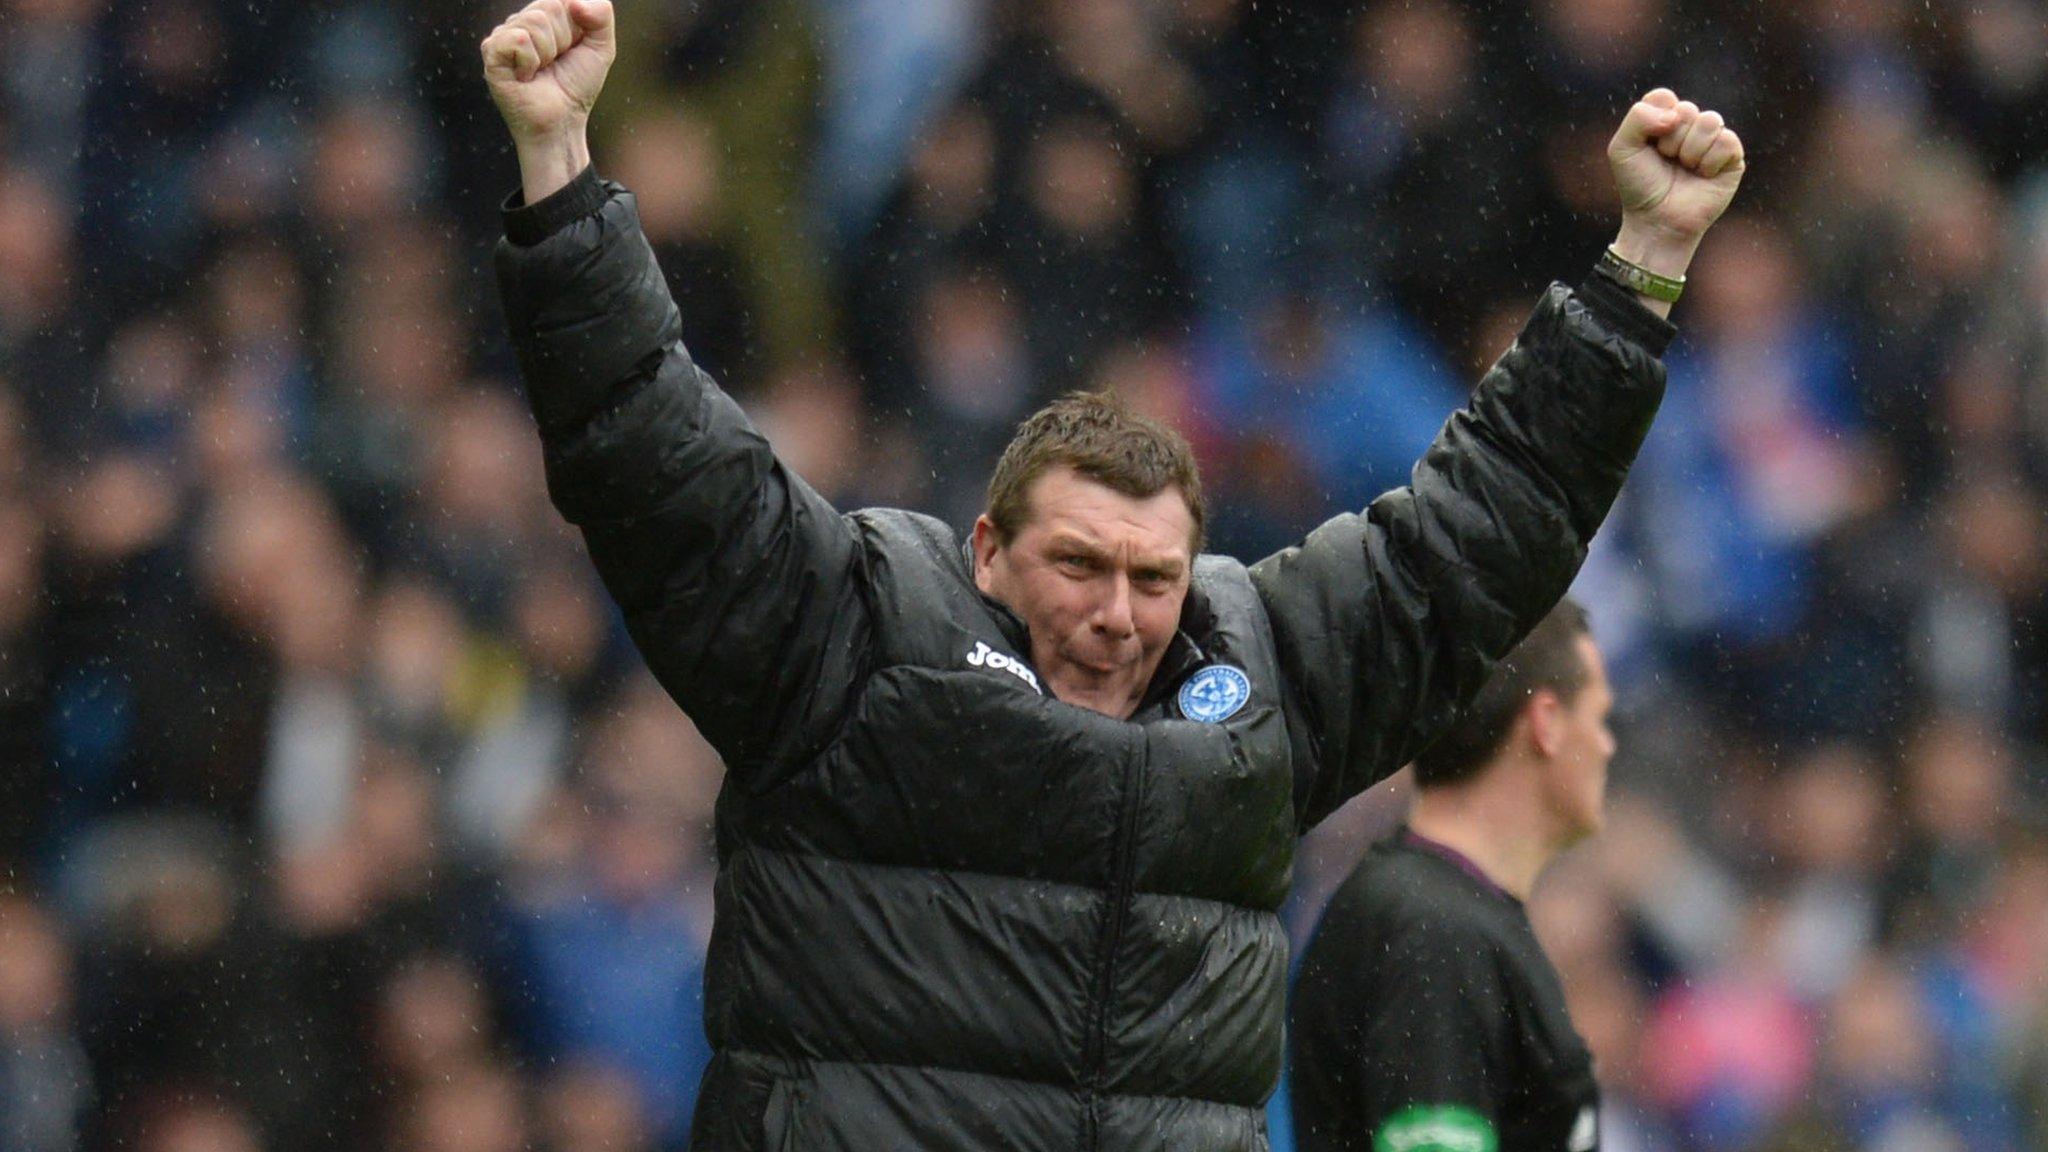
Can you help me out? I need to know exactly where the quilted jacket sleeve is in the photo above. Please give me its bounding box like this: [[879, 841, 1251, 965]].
[[495, 169, 868, 789], [1253, 275, 1672, 829]]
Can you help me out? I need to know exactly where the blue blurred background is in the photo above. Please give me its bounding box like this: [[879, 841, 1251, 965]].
[[2, 0, 2047, 1149]]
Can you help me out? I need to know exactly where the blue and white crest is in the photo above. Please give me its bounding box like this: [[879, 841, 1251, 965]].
[[1179, 665, 1251, 724]]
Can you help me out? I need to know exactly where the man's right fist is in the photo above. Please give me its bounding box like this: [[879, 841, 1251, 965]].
[[481, 0, 617, 144]]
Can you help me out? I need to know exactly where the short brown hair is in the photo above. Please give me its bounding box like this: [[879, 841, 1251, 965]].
[[1413, 599, 1593, 789], [985, 391, 1206, 551]]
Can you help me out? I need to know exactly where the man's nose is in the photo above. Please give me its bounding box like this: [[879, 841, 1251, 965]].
[[1091, 575, 1136, 639]]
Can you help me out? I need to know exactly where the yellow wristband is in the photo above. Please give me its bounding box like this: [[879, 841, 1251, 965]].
[[1598, 246, 1685, 304]]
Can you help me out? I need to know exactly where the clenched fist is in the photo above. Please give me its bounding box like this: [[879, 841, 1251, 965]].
[[1604, 88, 1747, 314], [482, 0, 617, 202]]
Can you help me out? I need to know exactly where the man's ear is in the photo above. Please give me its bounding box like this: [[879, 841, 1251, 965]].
[[1525, 689, 1566, 758], [971, 515, 1001, 593]]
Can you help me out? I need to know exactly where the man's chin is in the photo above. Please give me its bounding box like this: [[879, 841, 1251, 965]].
[[1046, 667, 1147, 720]]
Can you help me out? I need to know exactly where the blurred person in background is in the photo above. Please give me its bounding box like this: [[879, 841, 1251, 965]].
[[1289, 600, 1615, 1152], [1152, 0, 1307, 323], [1009, 111, 1174, 394], [354, 577, 475, 764], [406, 386, 557, 622], [2, 0, 99, 199], [1762, 744, 1890, 1001], [1313, 0, 1510, 346], [1908, 470, 2048, 746], [298, 97, 436, 251], [901, 262, 1038, 526], [65, 817, 293, 1151], [1850, 149, 2006, 504], [480, 0, 1742, 1146], [1802, 952, 2009, 1150], [310, 238, 470, 564], [1188, 281, 1465, 559], [197, 238, 317, 459], [258, 744, 477, 1152], [804, 0, 979, 245], [0, 160, 86, 446], [43, 448, 274, 848], [609, 108, 758, 391], [1583, 794, 1746, 983], [842, 100, 1001, 422], [0, 893, 91, 1152], [1601, 212, 1888, 746], [492, 680, 720, 1150], [75, 0, 246, 305], [445, 554, 619, 864], [366, 952, 535, 1152], [1883, 710, 2022, 939], [1639, 898, 1819, 1150]]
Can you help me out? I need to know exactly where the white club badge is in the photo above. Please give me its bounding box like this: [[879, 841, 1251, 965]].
[[1179, 665, 1251, 724]]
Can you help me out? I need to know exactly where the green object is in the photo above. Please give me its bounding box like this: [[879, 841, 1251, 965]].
[[1373, 1104, 1500, 1152], [1598, 245, 1686, 303]]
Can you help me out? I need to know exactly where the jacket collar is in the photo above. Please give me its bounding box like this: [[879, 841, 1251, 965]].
[[957, 539, 1035, 653]]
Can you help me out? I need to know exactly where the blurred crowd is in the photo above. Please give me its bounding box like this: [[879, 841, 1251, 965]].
[[0, 0, 2045, 1150]]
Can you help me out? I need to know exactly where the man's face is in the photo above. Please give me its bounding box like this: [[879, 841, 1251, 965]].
[[1541, 635, 1617, 844], [972, 466, 1194, 720]]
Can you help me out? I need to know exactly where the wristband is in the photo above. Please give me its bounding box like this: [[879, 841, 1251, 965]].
[[1597, 246, 1685, 304]]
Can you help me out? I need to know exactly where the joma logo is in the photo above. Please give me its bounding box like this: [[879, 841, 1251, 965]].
[[965, 641, 1041, 694]]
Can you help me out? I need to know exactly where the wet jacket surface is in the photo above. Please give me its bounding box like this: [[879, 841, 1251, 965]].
[[494, 168, 1674, 1152]]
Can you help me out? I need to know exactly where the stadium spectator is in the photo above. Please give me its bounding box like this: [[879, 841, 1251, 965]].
[[492, 682, 720, 1149]]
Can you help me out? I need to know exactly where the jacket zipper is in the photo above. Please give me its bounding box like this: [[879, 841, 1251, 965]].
[[1082, 738, 1148, 1150]]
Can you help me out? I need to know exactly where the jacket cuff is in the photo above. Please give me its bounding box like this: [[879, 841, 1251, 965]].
[[1575, 267, 1677, 359], [502, 165, 609, 247]]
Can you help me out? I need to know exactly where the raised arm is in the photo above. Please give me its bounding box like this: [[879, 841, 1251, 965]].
[[1262, 91, 1745, 828], [484, 1, 867, 786]]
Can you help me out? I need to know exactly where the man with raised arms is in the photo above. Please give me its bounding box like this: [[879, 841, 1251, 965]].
[[479, 3, 1742, 1147]]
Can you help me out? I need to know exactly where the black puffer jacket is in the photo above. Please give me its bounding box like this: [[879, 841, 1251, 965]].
[[495, 169, 1672, 1152]]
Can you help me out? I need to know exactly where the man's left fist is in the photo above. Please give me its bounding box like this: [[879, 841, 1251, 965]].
[[1608, 88, 1745, 244]]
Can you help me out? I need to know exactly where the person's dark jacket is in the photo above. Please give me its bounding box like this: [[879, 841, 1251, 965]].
[[495, 168, 1672, 1152], [1290, 834, 1599, 1152]]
